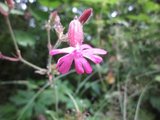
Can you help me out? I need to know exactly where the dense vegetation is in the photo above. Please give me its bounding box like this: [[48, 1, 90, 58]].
[[0, 0, 160, 120]]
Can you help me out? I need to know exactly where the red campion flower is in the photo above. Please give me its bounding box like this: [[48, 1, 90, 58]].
[[50, 18, 107, 74]]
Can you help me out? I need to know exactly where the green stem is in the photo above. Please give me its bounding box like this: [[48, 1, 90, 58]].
[[6, 16, 19, 54], [21, 58, 47, 73], [123, 82, 127, 120], [46, 23, 62, 77], [134, 82, 154, 120], [0, 80, 28, 85], [66, 91, 80, 113]]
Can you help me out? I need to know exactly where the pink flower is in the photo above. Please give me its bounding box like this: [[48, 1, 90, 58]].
[[50, 19, 107, 74], [50, 44, 107, 74]]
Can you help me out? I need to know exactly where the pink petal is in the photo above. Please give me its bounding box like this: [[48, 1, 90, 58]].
[[81, 44, 92, 49], [68, 19, 83, 47], [74, 57, 84, 74], [83, 53, 103, 64], [91, 48, 107, 55], [82, 48, 107, 55], [49, 47, 75, 56], [80, 58, 92, 74], [56, 54, 73, 74]]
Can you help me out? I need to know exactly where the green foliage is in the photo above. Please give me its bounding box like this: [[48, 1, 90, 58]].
[[150, 96, 160, 112], [0, 104, 17, 120], [38, 0, 61, 8], [29, 7, 49, 21], [155, 75, 160, 82], [14, 30, 35, 47]]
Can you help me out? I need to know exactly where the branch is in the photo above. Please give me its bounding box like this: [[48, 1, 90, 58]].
[[5, 16, 47, 74], [0, 52, 19, 62]]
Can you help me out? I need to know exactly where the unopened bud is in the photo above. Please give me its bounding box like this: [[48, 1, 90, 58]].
[[79, 8, 93, 24], [49, 11, 64, 36], [68, 19, 83, 47], [5, 0, 15, 9], [49, 11, 60, 25], [49, 11, 57, 22]]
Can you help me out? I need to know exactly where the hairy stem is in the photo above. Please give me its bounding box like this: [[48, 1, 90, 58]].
[[46, 20, 62, 79], [47, 27, 52, 75], [6, 16, 19, 54], [21, 58, 47, 73]]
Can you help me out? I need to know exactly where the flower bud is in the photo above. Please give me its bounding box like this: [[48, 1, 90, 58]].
[[79, 8, 93, 24], [5, 0, 15, 9], [49, 11, 64, 36], [68, 19, 83, 47], [49, 11, 59, 24]]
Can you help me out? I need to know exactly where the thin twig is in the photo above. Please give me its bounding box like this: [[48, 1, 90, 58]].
[[20, 58, 47, 73], [5, 16, 20, 54], [0, 80, 28, 85], [0, 52, 19, 61]]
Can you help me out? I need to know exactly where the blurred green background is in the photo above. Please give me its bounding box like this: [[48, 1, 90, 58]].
[[0, 0, 160, 120]]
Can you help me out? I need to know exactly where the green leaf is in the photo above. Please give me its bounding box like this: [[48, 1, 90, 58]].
[[139, 109, 155, 120], [81, 0, 104, 3], [38, 89, 55, 105], [81, 0, 119, 4], [150, 96, 160, 111], [0, 104, 17, 120], [14, 30, 35, 47], [155, 75, 160, 82], [18, 102, 34, 119], [66, 98, 91, 111], [38, 0, 61, 8], [127, 14, 150, 22], [34, 102, 46, 114], [10, 90, 35, 106], [144, 1, 160, 12], [106, 0, 120, 5]]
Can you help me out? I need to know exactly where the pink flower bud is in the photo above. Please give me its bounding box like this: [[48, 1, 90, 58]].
[[0, 6, 8, 16], [79, 8, 93, 24], [68, 19, 83, 47], [5, 0, 15, 9], [49, 11, 59, 24]]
